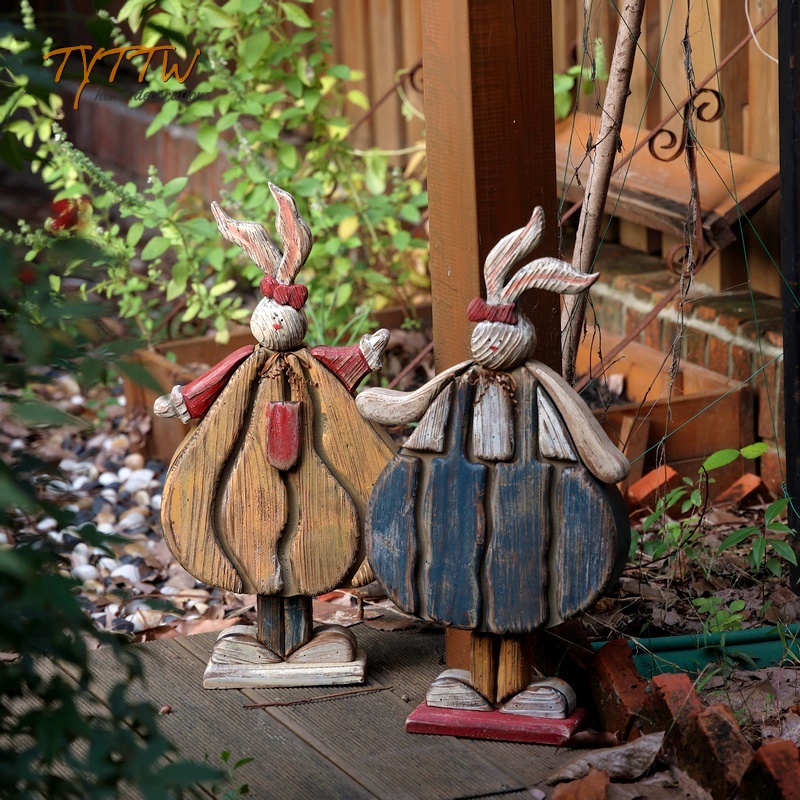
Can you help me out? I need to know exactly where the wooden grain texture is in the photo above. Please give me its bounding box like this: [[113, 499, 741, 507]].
[[404, 380, 453, 453], [161, 351, 270, 592], [538, 388, 579, 462], [307, 354, 396, 527], [421, 378, 488, 628], [472, 378, 514, 462], [356, 360, 470, 426], [177, 633, 538, 800], [555, 116, 780, 249], [285, 355, 359, 596], [256, 595, 312, 657], [470, 632, 499, 704], [496, 636, 531, 704], [80, 636, 376, 799], [366, 454, 420, 614], [309, 344, 370, 394], [180, 344, 255, 418], [368, 0, 403, 164], [552, 466, 628, 623], [526, 361, 630, 484], [483, 368, 552, 634], [220, 369, 285, 595]]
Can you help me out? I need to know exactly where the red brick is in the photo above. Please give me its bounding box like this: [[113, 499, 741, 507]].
[[707, 337, 730, 376], [684, 330, 708, 367], [684, 704, 753, 800], [643, 318, 662, 351], [590, 639, 648, 741], [714, 473, 772, 510], [626, 465, 679, 512], [640, 673, 704, 741], [760, 444, 785, 497], [738, 739, 800, 800], [756, 360, 780, 441], [730, 344, 754, 383]]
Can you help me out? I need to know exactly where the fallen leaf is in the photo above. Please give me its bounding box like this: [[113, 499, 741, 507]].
[[566, 729, 622, 748], [546, 732, 665, 785], [552, 769, 609, 800]]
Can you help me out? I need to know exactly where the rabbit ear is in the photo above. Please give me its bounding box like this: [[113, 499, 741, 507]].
[[211, 201, 282, 276], [269, 183, 312, 284], [484, 206, 544, 303], [499, 257, 599, 304]]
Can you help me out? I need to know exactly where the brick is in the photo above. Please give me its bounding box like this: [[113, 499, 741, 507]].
[[626, 465, 679, 512], [707, 337, 729, 376], [684, 329, 708, 367], [714, 473, 772, 510], [643, 318, 662, 350], [684, 704, 753, 800], [640, 673, 704, 741], [760, 444, 785, 498], [738, 739, 800, 800], [730, 344, 754, 383], [756, 359, 781, 442], [589, 639, 648, 741]]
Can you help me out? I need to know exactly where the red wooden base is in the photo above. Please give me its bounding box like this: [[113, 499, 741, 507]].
[[405, 703, 587, 745]]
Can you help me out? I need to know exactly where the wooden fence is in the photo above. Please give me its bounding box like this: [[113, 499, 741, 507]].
[[316, 0, 781, 297]]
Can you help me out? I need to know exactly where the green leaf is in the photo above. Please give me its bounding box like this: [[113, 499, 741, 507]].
[[739, 441, 768, 459], [199, 4, 236, 27], [241, 30, 271, 68], [12, 400, 84, 428], [210, 279, 237, 297], [346, 89, 370, 110], [187, 150, 218, 175], [769, 538, 798, 565], [116, 360, 167, 394], [162, 176, 188, 197], [127, 222, 144, 247], [554, 91, 573, 120], [145, 100, 179, 137], [701, 448, 740, 472], [392, 230, 412, 250], [281, 2, 313, 28], [717, 527, 758, 552], [751, 535, 767, 568], [197, 124, 218, 154], [766, 496, 792, 525], [141, 236, 171, 261]]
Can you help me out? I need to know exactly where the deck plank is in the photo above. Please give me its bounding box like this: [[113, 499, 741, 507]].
[[84, 636, 377, 800], [178, 631, 527, 800], [77, 626, 574, 799]]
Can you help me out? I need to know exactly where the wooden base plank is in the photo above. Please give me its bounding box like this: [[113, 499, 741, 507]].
[[406, 703, 586, 745]]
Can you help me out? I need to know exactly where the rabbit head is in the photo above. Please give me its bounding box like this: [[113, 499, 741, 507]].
[[468, 207, 599, 371], [211, 184, 312, 351]]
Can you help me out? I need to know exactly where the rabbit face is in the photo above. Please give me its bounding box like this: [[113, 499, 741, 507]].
[[251, 296, 307, 351], [469, 314, 537, 371]]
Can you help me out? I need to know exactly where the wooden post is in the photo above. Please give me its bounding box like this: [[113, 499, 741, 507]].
[[421, 0, 559, 684]]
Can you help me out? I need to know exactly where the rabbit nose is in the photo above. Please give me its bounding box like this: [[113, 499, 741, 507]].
[[273, 322, 282, 330]]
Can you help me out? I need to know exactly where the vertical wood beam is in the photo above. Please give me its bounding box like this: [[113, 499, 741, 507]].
[[421, 0, 559, 673]]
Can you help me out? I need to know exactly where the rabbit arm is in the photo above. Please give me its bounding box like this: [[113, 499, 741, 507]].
[[356, 360, 472, 425]]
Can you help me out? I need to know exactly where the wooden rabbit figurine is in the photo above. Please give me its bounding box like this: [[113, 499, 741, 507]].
[[357, 207, 630, 740], [154, 184, 395, 688]]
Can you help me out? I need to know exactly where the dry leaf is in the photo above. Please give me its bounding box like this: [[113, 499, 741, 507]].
[[552, 769, 609, 800], [546, 732, 665, 785]]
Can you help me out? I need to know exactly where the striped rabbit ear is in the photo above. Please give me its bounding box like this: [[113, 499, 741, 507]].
[[499, 257, 599, 304], [269, 183, 312, 284], [211, 201, 282, 276], [484, 206, 545, 303]]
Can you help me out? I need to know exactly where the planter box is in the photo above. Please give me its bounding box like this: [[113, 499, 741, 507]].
[[594, 625, 800, 680], [576, 334, 755, 498]]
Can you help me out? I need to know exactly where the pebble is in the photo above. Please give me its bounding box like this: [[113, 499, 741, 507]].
[[134, 489, 151, 507], [9, 438, 25, 450], [151, 493, 162, 512], [96, 523, 116, 535], [98, 557, 119, 573], [99, 488, 118, 503], [117, 466, 132, 483], [124, 453, 144, 470], [36, 517, 58, 533], [72, 564, 100, 582], [117, 509, 148, 531], [110, 563, 140, 582], [122, 468, 156, 494], [98, 472, 119, 487], [72, 475, 90, 491]]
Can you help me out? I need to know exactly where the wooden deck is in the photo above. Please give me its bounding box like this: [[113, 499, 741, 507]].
[[81, 625, 575, 799]]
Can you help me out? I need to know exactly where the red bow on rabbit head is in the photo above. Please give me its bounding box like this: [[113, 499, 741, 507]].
[[211, 184, 312, 352], [468, 206, 599, 371]]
